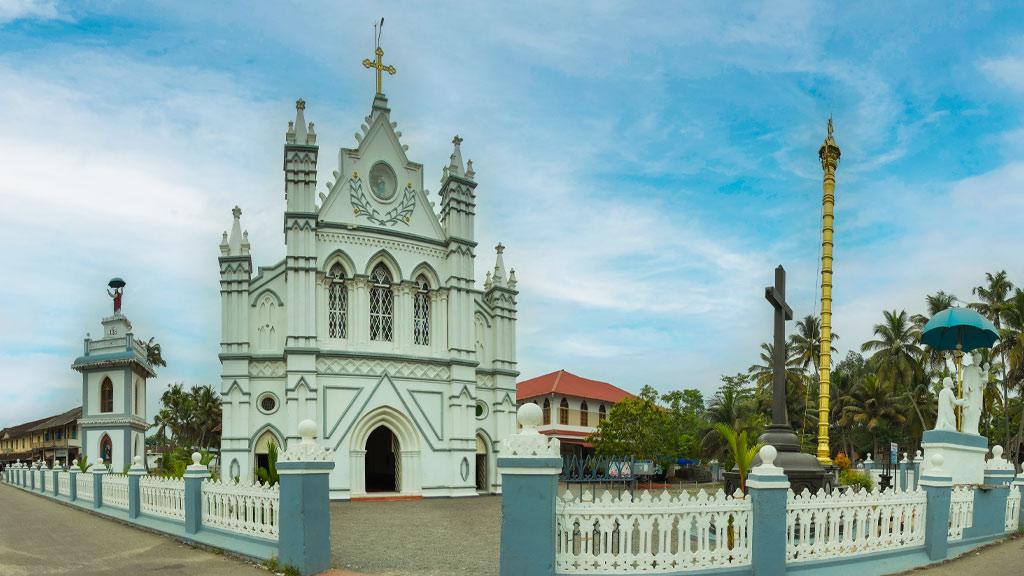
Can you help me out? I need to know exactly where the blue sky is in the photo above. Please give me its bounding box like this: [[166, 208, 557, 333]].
[[2, 1, 1024, 428]]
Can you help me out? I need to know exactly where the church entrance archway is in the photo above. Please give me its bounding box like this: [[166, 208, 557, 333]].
[[365, 426, 399, 492], [475, 434, 488, 492]]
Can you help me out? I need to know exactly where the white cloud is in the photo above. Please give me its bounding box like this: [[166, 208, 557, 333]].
[[0, 0, 60, 24]]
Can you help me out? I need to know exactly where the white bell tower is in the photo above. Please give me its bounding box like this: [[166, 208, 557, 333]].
[[72, 278, 157, 470]]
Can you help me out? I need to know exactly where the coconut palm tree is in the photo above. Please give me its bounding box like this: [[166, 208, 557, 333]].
[[999, 290, 1024, 465], [861, 310, 927, 429], [840, 374, 907, 457], [970, 271, 1014, 448], [702, 375, 758, 462], [788, 315, 839, 443]]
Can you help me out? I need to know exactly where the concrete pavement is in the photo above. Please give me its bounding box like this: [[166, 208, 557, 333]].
[[901, 535, 1024, 575], [0, 483, 269, 576]]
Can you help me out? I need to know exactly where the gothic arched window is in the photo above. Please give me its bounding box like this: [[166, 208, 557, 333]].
[[100, 378, 114, 413], [580, 400, 589, 427], [598, 404, 607, 424], [542, 398, 551, 425], [559, 398, 569, 425], [99, 434, 112, 464], [369, 263, 394, 342], [414, 275, 430, 346], [328, 263, 348, 339]]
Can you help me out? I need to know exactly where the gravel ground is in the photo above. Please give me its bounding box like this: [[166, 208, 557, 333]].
[[0, 484, 269, 576], [330, 496, 502, 576]]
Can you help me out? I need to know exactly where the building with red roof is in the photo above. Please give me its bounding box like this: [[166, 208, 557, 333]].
[[516, 370, 633, 457]]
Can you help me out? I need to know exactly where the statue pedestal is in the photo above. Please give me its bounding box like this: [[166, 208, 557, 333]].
[[921, 430, 987, 485], [724, 425, 833, 494]]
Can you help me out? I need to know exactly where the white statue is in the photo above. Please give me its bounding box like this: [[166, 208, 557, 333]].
[[961, 352, 984, 435], [934, 376, 963, 431]]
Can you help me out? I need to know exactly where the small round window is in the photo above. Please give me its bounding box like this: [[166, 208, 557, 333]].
[[475, 401, 488, 420], [257, 393, 279, 415]]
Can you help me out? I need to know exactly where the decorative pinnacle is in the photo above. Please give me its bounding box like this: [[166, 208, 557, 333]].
[[819, 115, 841, 171], [232, 205, 242, 219], [495, 242, 505, 254], [452, 135, 463, 146], [296, 98, 306, 111]]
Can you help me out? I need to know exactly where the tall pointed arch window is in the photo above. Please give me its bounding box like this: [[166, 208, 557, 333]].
[[328, 263, 348, 339], [100, 377, 114, 413], [559, 398, 569, 425], [369, 263, 394, 342], [598, 404, 607, 424], [580, 401, 589, 427], [414, 275, 430, 346], [542, 399, 551, 425]]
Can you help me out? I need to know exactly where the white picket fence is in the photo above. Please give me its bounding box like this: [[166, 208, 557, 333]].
[[555, 489, 752, 573], [76, 473, 94, 502], [201, 479, 280, 541], [139, 476, 186, 521], [947, 486, 974, 541], [57, 471, 70, 496], [1006, 484, 1021, 533], [786, 487, 926, 562], [102, 474, 130, 510]]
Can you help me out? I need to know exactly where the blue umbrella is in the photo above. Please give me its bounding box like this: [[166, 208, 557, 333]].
[[920, 307, 998, 352]]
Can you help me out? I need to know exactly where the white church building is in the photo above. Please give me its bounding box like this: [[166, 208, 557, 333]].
[[217, 90, 519, 499]]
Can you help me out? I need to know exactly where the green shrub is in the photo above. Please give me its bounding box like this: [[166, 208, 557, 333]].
[[839, 469, 874, 491], [76, 455, 90, 472], [256, 442, 279, 486]]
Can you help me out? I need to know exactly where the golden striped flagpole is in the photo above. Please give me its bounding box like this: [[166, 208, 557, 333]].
[[817, 117, 841, 465]]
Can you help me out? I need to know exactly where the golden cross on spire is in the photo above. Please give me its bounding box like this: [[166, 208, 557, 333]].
[[362, 18, 396, 95]]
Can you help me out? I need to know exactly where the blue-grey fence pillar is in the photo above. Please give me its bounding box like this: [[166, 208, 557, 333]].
[[128, 455, 146, 519], [920, 453, 952, 561], [983, 446, 1015, 487], [29, 463, 36, 490], [92, 463, 107, 508], [748, 446, 790, 576], [899, 453, 909, 492], [497, 405, 562, 576], [277, 420, 337, 576], [52, 462, 60, 496], [69, 465, 78, 501], [184, 452, 211, 535]]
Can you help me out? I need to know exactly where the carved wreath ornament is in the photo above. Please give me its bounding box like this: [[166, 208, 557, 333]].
[[349, 173, 416, 227]]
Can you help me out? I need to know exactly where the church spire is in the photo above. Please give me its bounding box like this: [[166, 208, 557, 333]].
[[449, 135, 465, 177], [287, 99, 316, 145], [226, 205, 245, 256], [492, 242, 507, 287]]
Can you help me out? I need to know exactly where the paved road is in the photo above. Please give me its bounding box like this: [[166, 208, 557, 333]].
[[330, 496, 501, 576], [0, 484, 268, 576], [902, 535, 1024, 575]]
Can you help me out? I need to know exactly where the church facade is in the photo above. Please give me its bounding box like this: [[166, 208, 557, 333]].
[[218, 92, 519, 499]]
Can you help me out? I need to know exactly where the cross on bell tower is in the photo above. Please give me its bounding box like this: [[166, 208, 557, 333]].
[[362, 18, 396, 95]]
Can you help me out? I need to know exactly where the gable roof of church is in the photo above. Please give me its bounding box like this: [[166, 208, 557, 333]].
[[517, 370, 633, 404]]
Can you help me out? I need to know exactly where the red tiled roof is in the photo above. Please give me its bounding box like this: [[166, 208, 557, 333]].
[[517, 370, 633, 404]]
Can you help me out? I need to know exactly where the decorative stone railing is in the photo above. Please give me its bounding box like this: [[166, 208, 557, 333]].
[[785, 486, 926, 562], [201, 478, 280, 540], [947, 485, 974, 541], [555, 488, 752, 573], [139, 475, 186, 521], [76, 472, 94, 502], [58, 471, 70, 496], [1006, 483, 1021, 533], [103, 473, 130, 510]]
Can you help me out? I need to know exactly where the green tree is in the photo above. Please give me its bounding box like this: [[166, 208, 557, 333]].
[[256, 442, 280, 486], [998, 290, 1024, 464], [152, 383, 223, 451], [661, 389, 704, 458], [860, 310, 927, 430], [589, 385, 669, 460], [788, 315, 839, 446], [712, 423, 762, 494]]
